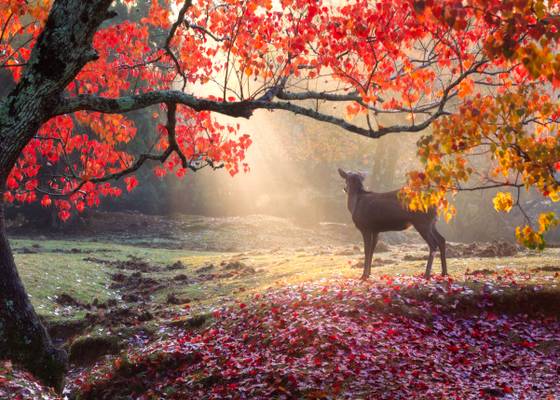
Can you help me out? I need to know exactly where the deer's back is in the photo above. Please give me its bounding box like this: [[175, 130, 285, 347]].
[[352, 190, 435, 232]]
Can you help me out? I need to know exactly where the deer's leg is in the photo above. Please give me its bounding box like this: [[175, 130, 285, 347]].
[[432, 227, 447, 276], [414, 224, 438, 279], [361, 230, 373, 280], [366, 232, 379, 278]]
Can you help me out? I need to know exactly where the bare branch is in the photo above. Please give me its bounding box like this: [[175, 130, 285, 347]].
[[163, 0, 193, 90]]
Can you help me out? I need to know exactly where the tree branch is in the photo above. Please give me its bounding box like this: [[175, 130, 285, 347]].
[[54, 91, 258, 118], [54, 58, 486, 140], [262, 100, 447, 138], [54, 88, 449, 139]]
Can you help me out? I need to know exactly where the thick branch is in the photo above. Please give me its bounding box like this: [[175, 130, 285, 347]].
[[54, 91, 257, 118], [277, 89, 364, 102], [55, 89, 448, 139]]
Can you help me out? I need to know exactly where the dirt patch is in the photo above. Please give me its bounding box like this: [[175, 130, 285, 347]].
[[168, 313, 210, 330], [532, 265, 560, 273], [335, 248, 356, 256], [84, 255, 159, 272], [166, 293, 191, 305], [399, 241, 519, 260], [51, 247, 93, 254], [196, 264, 215, 274], [219, 260, 256, 277], [173, 273, 194, 283], [83, 306, 158, 329], [336, 241, 390, 256], [465, 268, 496, 276], [112, 256, 159, 272], [91, 298, 118, 309], [373, 257, 394, 265], [15, 246, 40, 254], [55, 293, 86, 308], [166, 261, 186, 270], [109, 271, 163, 302], [15, 245, 102, 255], [195, 260, 257, 281], [447, 241, 519, 258]]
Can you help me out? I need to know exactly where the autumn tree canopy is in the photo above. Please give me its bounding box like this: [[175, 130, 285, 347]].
[[403, 0, 560, 248], [1, 0, 556, 233], [0, 0, 559, 388]]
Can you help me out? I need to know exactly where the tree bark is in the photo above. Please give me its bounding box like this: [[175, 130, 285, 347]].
[[0, 195, 67, 390], [0, 0, 114, 389]]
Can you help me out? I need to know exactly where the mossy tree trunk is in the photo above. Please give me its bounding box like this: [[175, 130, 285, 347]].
[[0, 198, 67, 390], [0, 0, 114, 389]]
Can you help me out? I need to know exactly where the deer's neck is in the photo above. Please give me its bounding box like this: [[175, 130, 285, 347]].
[[347, 191, 364, 216]]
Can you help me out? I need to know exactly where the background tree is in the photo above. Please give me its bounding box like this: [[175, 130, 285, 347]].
[[404, 0, 560, 247], [0, 0, 558, 389]]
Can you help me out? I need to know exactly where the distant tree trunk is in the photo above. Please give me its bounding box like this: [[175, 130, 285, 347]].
[[370, 136, 399, 191], [0, 197, 67, 390]]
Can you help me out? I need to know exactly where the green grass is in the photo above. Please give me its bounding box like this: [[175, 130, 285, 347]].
[[12, 238, 560, 325]]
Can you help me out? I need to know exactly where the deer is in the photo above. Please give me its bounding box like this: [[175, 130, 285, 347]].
[[338, 168, 447, 279]]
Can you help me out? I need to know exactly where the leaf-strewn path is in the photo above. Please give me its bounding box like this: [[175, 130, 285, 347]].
[[76, 276, 560, 400]]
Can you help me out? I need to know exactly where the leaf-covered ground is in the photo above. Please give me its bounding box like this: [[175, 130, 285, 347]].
[[3, 214, 560, 399], [74, 275, 560, 400], [0, 361, 59, 400]]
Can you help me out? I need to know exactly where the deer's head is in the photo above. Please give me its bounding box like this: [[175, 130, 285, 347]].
[[338, 168, 365, 195]]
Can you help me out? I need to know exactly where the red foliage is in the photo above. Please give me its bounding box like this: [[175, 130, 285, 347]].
[[2, 0, 558, 222], [0, 361, 59, 400], [77, 276, 560, 399]]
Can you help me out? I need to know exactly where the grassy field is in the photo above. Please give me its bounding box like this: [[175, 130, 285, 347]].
[[13, 237, 560, 324]]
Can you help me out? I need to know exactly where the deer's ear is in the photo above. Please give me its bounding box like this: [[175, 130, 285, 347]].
[[338, 168, 347, 179], [357, 172, 366, 181]]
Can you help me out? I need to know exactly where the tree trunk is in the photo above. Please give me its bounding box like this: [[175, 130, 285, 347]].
[[0, 0, 114, 389], [0, 195, 67, 390]]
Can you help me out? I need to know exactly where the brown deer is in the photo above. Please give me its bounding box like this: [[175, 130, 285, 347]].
[[338, 168, 447, 279]]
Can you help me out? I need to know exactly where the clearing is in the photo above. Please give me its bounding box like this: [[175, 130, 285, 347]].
[[2, 212, 559, 399]]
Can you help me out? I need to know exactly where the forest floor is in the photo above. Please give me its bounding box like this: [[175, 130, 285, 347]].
[[2, 212, 560, 399]]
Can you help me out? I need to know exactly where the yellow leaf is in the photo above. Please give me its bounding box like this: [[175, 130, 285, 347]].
[[492, 192, 513, 212]]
